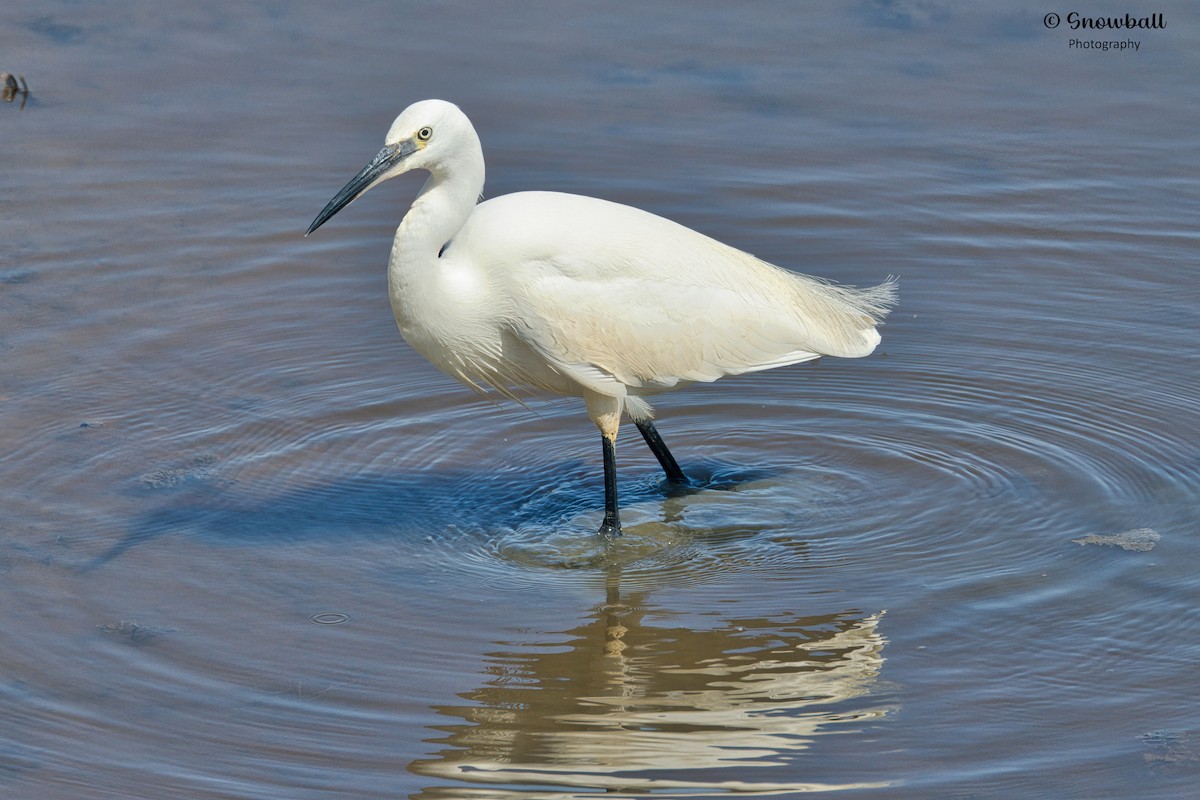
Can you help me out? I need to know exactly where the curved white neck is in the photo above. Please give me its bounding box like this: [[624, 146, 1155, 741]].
[[387, 138, 486, 333], [393, 136, 485, 271]]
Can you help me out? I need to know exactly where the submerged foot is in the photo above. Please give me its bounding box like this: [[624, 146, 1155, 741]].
[[660, 472, 702, 496]]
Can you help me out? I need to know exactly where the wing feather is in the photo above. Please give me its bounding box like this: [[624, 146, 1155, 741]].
[[459, 192, 896, 397]]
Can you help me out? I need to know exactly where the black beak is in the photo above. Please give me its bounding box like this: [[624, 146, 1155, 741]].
[[306, 139, 416, 236]]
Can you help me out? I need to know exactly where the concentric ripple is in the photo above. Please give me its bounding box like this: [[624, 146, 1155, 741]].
[[346, 323, 1197, 601]]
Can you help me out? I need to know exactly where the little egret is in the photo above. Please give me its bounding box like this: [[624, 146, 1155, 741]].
[[307, 100, 897, 537]]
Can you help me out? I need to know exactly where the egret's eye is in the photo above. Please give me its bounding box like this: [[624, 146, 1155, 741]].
[[417, 126, 433, 142]]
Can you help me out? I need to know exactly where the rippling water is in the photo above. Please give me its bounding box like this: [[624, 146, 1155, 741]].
[[3, 2, 1199, 798]]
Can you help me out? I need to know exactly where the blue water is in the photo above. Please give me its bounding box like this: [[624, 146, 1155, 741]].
[[3, 2, 1198, 798]]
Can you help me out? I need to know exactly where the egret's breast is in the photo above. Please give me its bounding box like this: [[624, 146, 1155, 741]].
[[390, 252, 490, 351], [387, 243, 575, 396]]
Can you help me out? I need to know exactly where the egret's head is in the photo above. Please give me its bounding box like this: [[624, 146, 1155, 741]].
[[306, 99, 480, 236]]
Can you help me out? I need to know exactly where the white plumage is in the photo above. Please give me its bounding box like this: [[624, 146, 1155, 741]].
[[308, 99, 897, 536]]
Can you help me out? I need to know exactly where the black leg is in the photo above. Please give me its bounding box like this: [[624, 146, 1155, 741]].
[[598, 433, 622, 537], [634, 420, 688, 485]]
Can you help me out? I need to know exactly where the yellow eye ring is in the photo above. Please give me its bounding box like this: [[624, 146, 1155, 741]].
[[417, 126, 433, 142]]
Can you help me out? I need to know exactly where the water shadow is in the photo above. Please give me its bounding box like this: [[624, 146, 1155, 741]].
[[86, 458, 784, 570]]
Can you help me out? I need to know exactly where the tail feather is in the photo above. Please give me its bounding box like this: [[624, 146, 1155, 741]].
[[784, 272, 898, 358]]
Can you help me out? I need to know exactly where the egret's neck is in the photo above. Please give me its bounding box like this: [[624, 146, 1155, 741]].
[[388, 145, 485, 337], [392, 149, 484, 272]]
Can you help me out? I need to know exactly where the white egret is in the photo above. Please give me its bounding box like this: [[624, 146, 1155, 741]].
[[307, 100, 897, 537]]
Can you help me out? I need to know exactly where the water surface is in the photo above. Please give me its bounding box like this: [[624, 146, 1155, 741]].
[[3, 2, 1198, 798]]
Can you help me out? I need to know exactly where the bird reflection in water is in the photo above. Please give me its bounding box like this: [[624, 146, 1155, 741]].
[[410, 566, 894, 796]]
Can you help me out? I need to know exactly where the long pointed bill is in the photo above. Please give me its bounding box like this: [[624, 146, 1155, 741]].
[[306, 138, 419, 235]]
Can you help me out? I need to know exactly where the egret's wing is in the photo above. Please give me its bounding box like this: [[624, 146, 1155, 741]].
[[463, 191, 894, 397], [508, 264, 823, 396]]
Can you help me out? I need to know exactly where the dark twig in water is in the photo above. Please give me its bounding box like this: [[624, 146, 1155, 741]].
[[2, 72, 30, 109]]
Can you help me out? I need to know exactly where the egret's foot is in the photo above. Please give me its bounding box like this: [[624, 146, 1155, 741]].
[[660, 474, 702, 496], [598, 517, 622, 538]]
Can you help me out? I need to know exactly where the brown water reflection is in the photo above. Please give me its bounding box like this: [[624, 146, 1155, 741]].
[[412, 568, 891, 796]]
